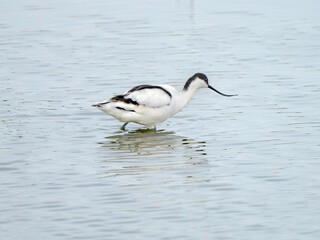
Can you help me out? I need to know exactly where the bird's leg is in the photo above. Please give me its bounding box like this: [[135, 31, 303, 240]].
[[120, 122, 129, 130]]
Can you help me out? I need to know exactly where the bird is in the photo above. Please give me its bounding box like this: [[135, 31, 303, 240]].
[[92, 73, 236, 130]]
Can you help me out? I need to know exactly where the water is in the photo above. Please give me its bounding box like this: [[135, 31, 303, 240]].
[[1, 0, 320, 239]]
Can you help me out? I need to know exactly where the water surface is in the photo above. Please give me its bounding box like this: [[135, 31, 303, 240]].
[[1, 0, 320, 239]]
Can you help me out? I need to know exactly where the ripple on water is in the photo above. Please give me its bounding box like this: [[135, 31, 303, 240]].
[[1, 0, 320, 239], [96, 129, 208, 184]]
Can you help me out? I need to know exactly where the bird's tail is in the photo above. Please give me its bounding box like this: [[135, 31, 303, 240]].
[[92, 101, 109, 107]]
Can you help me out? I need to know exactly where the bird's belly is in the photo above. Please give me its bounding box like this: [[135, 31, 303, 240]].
[[139, 106, 174, 124], [99, 102, 177, 127]]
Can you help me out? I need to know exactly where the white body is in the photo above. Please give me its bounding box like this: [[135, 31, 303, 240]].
[[93, 73, 235, 128], [94, 77, 208, 128]]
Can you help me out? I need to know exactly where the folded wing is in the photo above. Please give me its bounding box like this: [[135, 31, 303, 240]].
[[112, 85, 172, 108]]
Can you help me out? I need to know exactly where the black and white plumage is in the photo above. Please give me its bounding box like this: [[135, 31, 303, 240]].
[[92, 73, 236, 129]]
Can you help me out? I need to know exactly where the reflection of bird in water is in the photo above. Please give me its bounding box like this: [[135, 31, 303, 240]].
[[99, 129, 206, 157], [98, 130, 208, 181], [92, 73, 236, 130]]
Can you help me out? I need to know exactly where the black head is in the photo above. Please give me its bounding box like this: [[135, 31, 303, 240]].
[[183, 73, 209, 90], [183, 72, 237, 97]]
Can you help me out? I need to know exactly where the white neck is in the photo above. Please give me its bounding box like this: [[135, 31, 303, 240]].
[[174, 87, 200, 113], [170, 77, 208, 114]]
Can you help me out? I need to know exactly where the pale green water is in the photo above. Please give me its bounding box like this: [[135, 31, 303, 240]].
[[1, 0, 320, 239]]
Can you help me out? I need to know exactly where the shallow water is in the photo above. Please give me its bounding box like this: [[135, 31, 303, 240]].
[[1, 0, 320, 239]]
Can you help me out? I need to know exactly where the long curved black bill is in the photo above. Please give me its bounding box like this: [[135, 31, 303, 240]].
[[208, 85, 237, 97]]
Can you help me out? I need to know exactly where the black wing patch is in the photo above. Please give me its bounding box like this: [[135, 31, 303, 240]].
[[110, 85, 172, 107], [127, 85, 172, 98], [116, 106, 135, 112], [110, 95, 139, 105]]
